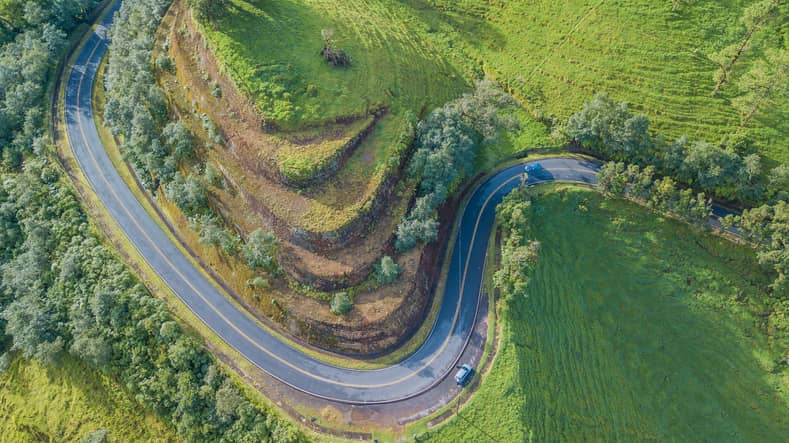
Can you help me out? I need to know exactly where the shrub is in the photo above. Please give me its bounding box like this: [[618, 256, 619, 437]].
[[375, 256, 401, 285], [330, 292, 352, 315]]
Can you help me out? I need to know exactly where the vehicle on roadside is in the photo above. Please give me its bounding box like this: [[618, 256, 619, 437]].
[[524, 163, 543, 174], [455, 364, 475, 386]]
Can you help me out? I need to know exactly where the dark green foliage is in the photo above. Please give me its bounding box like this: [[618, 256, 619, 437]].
[[733, 202, 788, 293], [374, 256, 400, 285], [597, 161, 712, 231], [319, 29, 351, 67], [330, 292, 352, 315], [396, 80, 516, 251], [493, 189, 540, 297], [568, 93, 766, 204], [188, 0, 227, 23]]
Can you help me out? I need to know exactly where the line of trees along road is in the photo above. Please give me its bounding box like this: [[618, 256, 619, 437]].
[[104, 0, 281, 284], [570, 94, 788, 295], [0, 1, 305, 441]]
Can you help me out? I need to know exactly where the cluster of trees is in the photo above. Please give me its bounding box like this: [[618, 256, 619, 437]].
[[597, 162, 713, 230], [104, 0, 180, 191], [493, 189, 540, 298], [396, 80, 517, 251], [105, 0, 280, 279], [0, 0, 102, 169], [566, 93, 786, 204], [723, 202, 789, 293], [0, 161, 304, 442]]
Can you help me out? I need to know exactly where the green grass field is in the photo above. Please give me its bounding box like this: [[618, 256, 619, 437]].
[[410, 0, 789, 167], [0, 357, 176, 442], [427, 186, 789, 442], [201, 0, 470, 129]]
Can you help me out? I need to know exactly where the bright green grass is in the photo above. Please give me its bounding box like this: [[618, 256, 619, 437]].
[[427, 186, 789, 442], [412, 0, 789, 168], [201, 0, 469, 129], [0, 357, 176, 442]]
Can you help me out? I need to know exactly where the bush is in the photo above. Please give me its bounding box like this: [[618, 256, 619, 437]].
[[375, 256, 401, 285], [330, 292, 352, 315], [155, 53, 173, 72]]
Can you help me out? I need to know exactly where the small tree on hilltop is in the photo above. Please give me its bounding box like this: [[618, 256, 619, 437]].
[[320, 29, 351, 67]]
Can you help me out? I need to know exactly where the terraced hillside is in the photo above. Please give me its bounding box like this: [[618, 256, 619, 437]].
[[103, 0, 485, 355]]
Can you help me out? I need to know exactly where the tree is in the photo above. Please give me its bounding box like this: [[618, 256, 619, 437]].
[[596, 162, 628, 197], [319, 29, 350, 67], [164, 172, 208, 217], [330, 292, 352, 315], [738, 201, 788, 293], [162, 121, 195, 162], [566, 93, 653, 163], [767, 165, 789, 202], [375, 256, 401, 285], [241, 228, 279, 274]]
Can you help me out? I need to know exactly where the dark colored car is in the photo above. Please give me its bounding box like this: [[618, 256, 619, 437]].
[[524, 163, 543, 174], [454, 364, 474, 385]]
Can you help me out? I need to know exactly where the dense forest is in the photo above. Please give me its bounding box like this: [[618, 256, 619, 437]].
[[0, 1, 304, 441]]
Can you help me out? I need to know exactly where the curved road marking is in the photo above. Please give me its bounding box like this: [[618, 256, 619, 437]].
[[62, 1, 603, 404]]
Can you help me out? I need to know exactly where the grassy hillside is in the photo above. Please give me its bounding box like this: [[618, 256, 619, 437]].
[[427, 186, 789, 442], [0, 357, 176, 443], [413, 0, 789, 167], [201, 0, 470, 129]]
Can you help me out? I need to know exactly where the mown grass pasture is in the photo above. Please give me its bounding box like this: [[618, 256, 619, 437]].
[[427, 186, 789, 442]]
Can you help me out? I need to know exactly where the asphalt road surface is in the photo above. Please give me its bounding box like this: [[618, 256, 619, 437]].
[[62, 1, 724, 405]]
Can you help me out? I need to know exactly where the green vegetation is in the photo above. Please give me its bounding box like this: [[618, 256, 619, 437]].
[[0, 357, 175, 442], [330, 292, 352, 315], [0, 0, 304, 441], [396, 80, 517, 251], [418, 0, 789, 167], [374, 256, 400, 285], [426, 186, 789, 442], [198, 0, 468, 129], [566, 93, 783, 204]]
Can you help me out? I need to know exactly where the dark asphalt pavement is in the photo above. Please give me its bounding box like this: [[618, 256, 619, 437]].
[[64, 16, 599, 402], [64, 1, 730, 405]]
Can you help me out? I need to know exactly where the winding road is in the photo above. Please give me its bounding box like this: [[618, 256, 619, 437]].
[[63, 1, 602, 404]]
